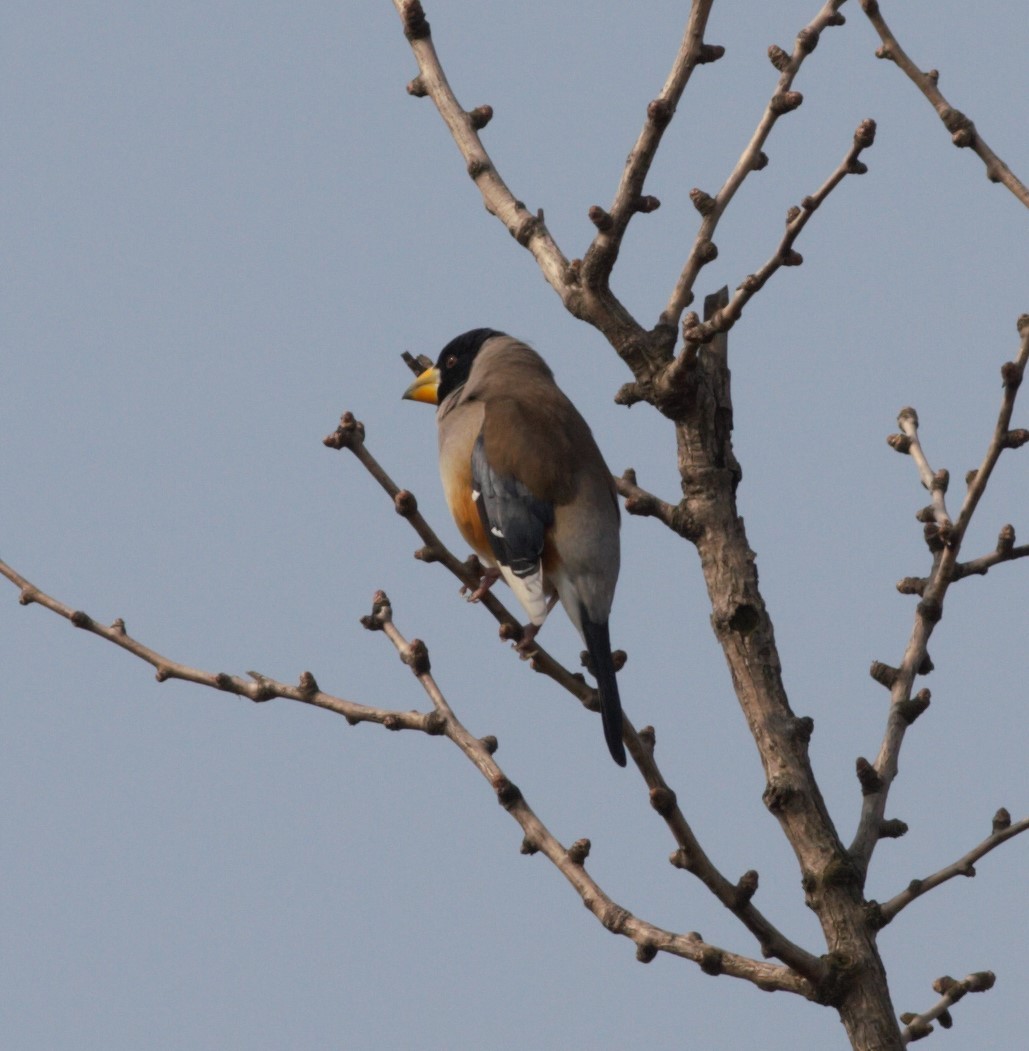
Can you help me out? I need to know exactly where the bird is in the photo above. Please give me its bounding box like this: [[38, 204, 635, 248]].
[[403, 328, 626, 766]]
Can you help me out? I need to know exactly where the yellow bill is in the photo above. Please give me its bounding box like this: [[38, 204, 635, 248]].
[[402, 366, 441, 405]]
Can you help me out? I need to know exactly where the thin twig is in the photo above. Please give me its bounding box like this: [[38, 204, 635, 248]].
[[661, 0, 850, 330], [851, 317, 1029, 870], [0, 561, 442, 733], [323, 412, 588, 699], [616, 469, 693, 538], [366, 590, 818, 997], [0, 557, 818, 997], [667, 118, 876, 350], [581, 1, 718, 290], [874, 811, 1029, 927], [859, 0, 1029, 209], [896, 528, 1029, 595], [327, 410, 824, 981], [953, 536, 1029, 580], [391, 1, 572, 298], [390, 1, 661, 373], [896, 407, 954, 540], [899, 971, 997, 1044]]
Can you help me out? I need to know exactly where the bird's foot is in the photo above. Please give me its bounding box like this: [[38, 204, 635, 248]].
[[462, 567, 501, 603], [514, 622, 541, 659]]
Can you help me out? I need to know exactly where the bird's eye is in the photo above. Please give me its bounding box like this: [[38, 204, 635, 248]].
[[444, 353, 458, 369]]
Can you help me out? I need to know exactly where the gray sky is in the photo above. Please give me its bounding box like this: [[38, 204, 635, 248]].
[[3, 2, 1026, 1048]]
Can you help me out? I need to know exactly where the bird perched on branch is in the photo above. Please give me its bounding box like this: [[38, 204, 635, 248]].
[[403, 328, 625, 766]]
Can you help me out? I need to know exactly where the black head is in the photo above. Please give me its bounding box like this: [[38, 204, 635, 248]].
[[435, 328, 503, 402]]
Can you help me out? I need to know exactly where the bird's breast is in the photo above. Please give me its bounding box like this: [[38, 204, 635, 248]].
[[438, 399, 492, 561], [446, 471, 492, 559]]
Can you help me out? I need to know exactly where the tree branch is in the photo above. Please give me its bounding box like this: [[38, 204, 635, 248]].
[[326, 409, 824, 983], [663, 118, 876, 355], [661, 289, 910, 1043], [391, 1, 572, 297], [0, 560, 444, 733], [858, 0, 1029, 209], [0, 554, 815, 997], [952, 532, 1029, 580], [391, 0, 658, 370], [661, 0, 850, 331], [615, 469, 694, 538], [323, 411, 590, 700], [898, 971, 997, 1044], [873, 809, 1028, 927], [580, 1, 719, 291], [852, 316, 1029, 870], [364, 590, 818, 997]]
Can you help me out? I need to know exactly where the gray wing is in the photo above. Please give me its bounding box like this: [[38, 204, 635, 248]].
[[471, 431, 554, 579]]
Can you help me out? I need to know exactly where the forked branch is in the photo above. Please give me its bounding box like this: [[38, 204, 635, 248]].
[[0, 560, 441, 733], [580, 0, 718, 290], [325, 410, 824, 982], [365, 590, 817, 996], [661, 0, 850, 331], [0, 553, 815, 998], [852, 316, 1029, 870], [392, 0, 856, 385], [674, 118, 876, 349]]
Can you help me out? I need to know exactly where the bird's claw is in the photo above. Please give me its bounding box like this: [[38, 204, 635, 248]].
[[514, 623, 541, 659], [462, 567, 501, 603]]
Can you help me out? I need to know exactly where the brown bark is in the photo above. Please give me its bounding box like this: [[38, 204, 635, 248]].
[[675, 291, 903, 1048]]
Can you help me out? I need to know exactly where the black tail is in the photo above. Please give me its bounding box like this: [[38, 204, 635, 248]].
[[581, 613, 626, 767]]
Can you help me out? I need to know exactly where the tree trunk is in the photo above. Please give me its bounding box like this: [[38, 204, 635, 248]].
[[676, 292, 904, 1050]]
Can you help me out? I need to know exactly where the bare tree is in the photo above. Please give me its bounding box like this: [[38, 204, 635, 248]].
[[3, 2, 1026, 1049]]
